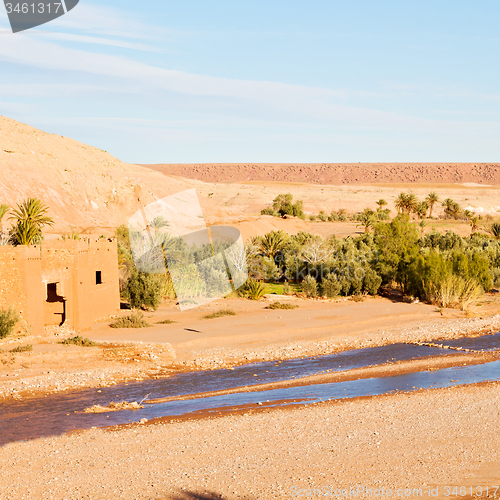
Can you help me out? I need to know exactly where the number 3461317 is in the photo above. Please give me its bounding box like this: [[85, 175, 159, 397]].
[[5, 3, 63, 14]]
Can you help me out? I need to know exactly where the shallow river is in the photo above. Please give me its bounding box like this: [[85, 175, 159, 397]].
[[1, 333, 499, 445]]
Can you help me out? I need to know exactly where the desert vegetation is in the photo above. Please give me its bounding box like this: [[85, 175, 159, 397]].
[[261, 193, 305, 219], [202, 308, 237, 319], [267, 302, 299, 310], [239, 213, 500, 310], [60, 336, 97, 347], [0, 308, 19, 339], [110, 312, 152, 329]]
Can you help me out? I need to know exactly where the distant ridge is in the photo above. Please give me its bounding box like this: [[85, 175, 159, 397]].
[[142, 163, 500, 185]]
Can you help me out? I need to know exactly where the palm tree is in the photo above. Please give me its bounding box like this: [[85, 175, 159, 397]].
[[149, 216, 170, 232], [490, 222, 500, 240], [441, 198, 462, 219], [415, 201, 429, 219], [260, 230, 287, 259], [357, 209, 376, 233], [469, 216, 480, 236], [0, 204, 10, 233], [9, 198, 54, 245], [376, 199, 387, 210], [395, 192, 417, 215], [394, 193, 407, 214], [419, 220, 427, 237], [426, 192, 439, 218]]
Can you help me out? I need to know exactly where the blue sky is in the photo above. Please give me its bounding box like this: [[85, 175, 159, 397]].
[[1, 1, 499, 163]]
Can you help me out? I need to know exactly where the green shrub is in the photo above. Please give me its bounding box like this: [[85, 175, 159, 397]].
[[0, 308, 19, 339], [271, 193, 305, 219], [202, 308, 237, 319], [124, 268, 162, 310], [10, 344, 32, 353], [156, 319, 177, 324], [240, 279, 268, 300], [322, 274, 342, 298], [363, 268, 382, 295], [109, 312, 151, 329], [328, 211, 339, 222], [302, 275, 318, 297], [318, 211, 328, 222], [282, 281, 291, 295], [261, 207, 279, 216], [60, 336, 97, 346], [267, 302, 299, 310], [338, 214, 347, 222], [309, 215, 317, 221]]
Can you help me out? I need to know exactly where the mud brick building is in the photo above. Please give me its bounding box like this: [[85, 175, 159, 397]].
[[0, 239, 120, 335]]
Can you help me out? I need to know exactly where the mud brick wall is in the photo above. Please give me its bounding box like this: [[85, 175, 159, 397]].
[[0, 246, 44, 335], [88, 239, 120, 322], [0, 239, 119, 335]]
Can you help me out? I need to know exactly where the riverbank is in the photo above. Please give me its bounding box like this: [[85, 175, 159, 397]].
[[1, 294, 499, 400], [1, 381, 498, 499]]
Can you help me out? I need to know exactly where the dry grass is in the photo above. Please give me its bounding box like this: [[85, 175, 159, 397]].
[[423, 276, 483, 311], [202, 308, 237, 319], [10, 344, 33, 353], [266, 302, 299, 310], [110, 311, 151, 328], [156, 319, 177, 324], [60, 336, 97, 347]]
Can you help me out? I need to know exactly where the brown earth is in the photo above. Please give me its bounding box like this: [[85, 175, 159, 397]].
[[143, 162, 500, 185]]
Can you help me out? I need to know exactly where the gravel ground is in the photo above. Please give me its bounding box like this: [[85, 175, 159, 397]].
[[1, 314, 499, 401], [1, 382, 499, 500], [176, 314, 500, 369]]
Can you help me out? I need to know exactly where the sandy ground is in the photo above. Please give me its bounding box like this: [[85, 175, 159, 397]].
[[0, 381, 498, 500], [1, 293, 499, 400]]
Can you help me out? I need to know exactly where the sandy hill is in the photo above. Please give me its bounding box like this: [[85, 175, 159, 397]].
[[143, 162, 500, 185], [0, 116, 206, 235]]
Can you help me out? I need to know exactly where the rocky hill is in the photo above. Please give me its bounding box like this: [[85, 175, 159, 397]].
[[143, 162, 500, 185]]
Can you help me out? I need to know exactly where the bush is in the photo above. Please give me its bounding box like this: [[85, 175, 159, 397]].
[[10, 344, 32, 353], [363, 268, 382, 295], [60, 336, 97, 346], [302, 275, 318, 297], [240, 279, 268, 300], [271, 193, 305, 219], [0, 308, 19, 339], [318, 210, 328, 222], [203, 308, 237, 319], [282, 281, 291, 295], [321, 274, 342, 298], [156, 319, 177, 324], [328, 211, 339, 222], [309, 215, 317, 221], [124, 268, 162, 310], [261, 207, 279, 217], [110, 312, 151, 328], [267, 302, 299, 310]]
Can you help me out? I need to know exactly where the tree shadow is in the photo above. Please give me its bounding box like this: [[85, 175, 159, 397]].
[[159, 490, 255, 500], [378, 286, 404, 303]]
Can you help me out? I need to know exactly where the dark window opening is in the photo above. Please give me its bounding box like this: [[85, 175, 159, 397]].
[[96, 271, 102, 285]]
